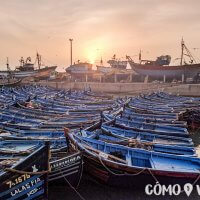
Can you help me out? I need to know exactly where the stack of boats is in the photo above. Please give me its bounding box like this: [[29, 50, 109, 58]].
[[0, 85, 120, 199], [1, 85, 200, 197], [67, 92, 200, 188]]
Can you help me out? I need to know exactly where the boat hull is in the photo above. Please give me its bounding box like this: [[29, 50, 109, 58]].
[[49, 152, 83, 187], [129, 62, 200, 79], [0, 66, 56, 79], [67, 131, 200, 189], [0, 144, 49, 200], [84, 156, 200, 188]]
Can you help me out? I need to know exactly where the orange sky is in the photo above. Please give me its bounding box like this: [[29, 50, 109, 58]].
[[0, 0, 200, 71]]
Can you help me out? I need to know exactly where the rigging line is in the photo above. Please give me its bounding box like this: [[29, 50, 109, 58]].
[[60, 167, 86, 200], [184, 44, 197, 63], [97, 154, 159, 183], [41, 56, 57, 66], [180, 173, 200, 193], [191, 51, 200, 63]]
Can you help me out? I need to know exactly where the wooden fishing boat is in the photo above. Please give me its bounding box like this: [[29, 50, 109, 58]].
[[121, 112, 186, 128], [126, 105, 178, 117], [114, 117, 189, 137], [0, 139, 66, 154], [128, 97, 200, 113], [49, 148, 83, 187], [65, 130, 200, 188], [128, 40, 200, 80], [0, 128, 64, 140], [0, 79, 22, 88], [0, 137, 83, 188], [0, 54, 57, 79], [101, 121, 193, 146], [0, 142, 50, 199], [123, 107, 177, 120], [80, 122, 195, 156]]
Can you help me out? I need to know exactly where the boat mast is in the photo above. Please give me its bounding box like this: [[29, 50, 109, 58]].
[[180, 38, 184, 66], [180, 38, 196, 65], [6, 57, 11, 82], [36, 53, 41, 70], [100, 57, 103, 65], [139, 50, 142, 64], [6, 57, 11, 71], [69, 39, 73, 66]]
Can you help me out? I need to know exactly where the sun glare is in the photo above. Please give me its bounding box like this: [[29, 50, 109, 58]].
[[87, 50, 97, 64], [84, 38, 109, 65]]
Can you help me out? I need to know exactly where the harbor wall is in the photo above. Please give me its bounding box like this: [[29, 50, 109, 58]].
[[36, 81, 200, 96], [37, 81, 173, 94], [164, 84, 200, 97]]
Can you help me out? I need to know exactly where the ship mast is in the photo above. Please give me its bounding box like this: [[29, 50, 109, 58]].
[[6, 57, 10, 71], [139, 50, 142, 64], [180, 38, 196, 66], [100, 57, 103, 65], [180, 38, 184, 66], [6, 57, 12, 82], [36, 53, 41, 70]]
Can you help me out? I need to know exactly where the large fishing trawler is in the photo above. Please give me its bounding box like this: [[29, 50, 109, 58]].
[[0, 53, 57, 79], [128, 39, 200, 80]]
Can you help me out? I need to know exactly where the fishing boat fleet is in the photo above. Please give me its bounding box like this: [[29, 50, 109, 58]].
[[0, 84, 200, 199], [0, 85, 120, 199], [66, 91, 200, 188]]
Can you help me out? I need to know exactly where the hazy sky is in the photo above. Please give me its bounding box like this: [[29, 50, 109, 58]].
[[0, 0, 200, 71]]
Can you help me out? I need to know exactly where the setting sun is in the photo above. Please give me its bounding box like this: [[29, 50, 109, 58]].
[[86, 48, 97, 64], [82, 37, 109, 65]]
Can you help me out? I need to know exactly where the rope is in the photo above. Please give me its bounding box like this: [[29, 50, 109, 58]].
[[180, 173, 200, 193], [80, 135, 158, 182], [147, 168, 159, 183], [4, 168, 51, 175], [98, 154, 158, 183], [99, 153, 200, 188], [191, 173, 200, 186], [60, 161, 86, 200], [76, 160, 84, 188]]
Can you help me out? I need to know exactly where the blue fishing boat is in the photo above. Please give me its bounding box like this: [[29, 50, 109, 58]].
[[0, 142, 49, 199], [101, 122, 193, 146], [79, 126, 195, 156], [66, 130, 200, 188], [114, 117, 189, 137], [121, 112, 186, 127], [124, 107, 177, 120]]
